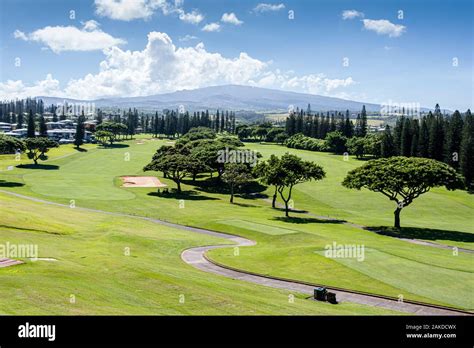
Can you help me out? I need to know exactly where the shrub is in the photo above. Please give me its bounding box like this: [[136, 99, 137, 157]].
[[285, 133, 329, 152], [325, 131, 347, 154], [0, 135, 25, 154]]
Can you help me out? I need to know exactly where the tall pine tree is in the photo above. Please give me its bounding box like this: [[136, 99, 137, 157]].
[[460, 109, 473, 190], [27, 110, 35, 138], [444, 110, 464, 168]]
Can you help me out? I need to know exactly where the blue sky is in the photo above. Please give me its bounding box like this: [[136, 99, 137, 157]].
[[0, 0, 472, 110]]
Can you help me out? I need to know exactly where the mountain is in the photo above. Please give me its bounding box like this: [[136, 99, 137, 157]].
[[39, 85, 381, 113]]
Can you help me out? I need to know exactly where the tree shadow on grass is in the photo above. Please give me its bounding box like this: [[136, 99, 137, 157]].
[[0, 224, 60, 235], [0, 180, 24, 187], [75, 147, 88, 152], [147, 189, 219, 201], [16, 164, 59, 170], [99, 143, 130, 149], [232, 201, 259, 208], [183, 177, 267, 197], [272, 216, 346, 224], [273, 207, 310, 214], [366, 226, 474, 243]]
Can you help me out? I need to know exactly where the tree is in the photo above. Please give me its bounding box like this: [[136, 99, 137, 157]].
[[144, 153, 189, 193], [95, 130, 114, 146], [444, 110, 463, 168], [17, 112, 24, 129], [253, 154, 284, 208], [410, 119, 420, 157], [380, 125, 395, 158], [400, 117, 412, 156], [428, 110, 445, 160], [342, 157, 464, 228], [325, 131, 347, 154], [39, 115, 48, 137], [96, 109, 103, 125], [417, 117, 430, 158], [74, 113, 86, 148], [275, 153, 325, 217], [96, 122, 126, 144], [460, 109, 473, 190], [27, 110, 35, 138], [274, 132, 289, 144], [144, 146, 201, 193], [360, 105, 368, 137], [346, 137, 365, 159], [0, 135, 25, 154], [354, 113, 362, 137], [222, 163, 253, 203], [24, 137, 59, 164]]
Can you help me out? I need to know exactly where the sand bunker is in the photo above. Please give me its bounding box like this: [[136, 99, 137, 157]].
[[121, 176, 167, 188]]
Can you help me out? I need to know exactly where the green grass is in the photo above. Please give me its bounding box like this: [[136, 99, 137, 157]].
[[0, 135, 472, 311], [217, 219, 299, 235], [0, 191, 400, 315]]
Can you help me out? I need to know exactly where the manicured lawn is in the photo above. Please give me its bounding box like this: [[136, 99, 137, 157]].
[[0, 191, 397, 315], [0, 136, 472, 311]]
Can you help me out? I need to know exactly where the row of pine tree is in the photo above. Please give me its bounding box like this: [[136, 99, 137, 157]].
[[285, 106, 369, 139]]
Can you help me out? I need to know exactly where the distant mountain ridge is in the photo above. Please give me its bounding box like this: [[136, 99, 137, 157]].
[[38, 84, 382, 113]]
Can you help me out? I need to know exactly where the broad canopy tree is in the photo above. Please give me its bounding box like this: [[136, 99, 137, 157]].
[[24, 137, 59, 164], [221, 163, 253, 203], [255, 153, 325, 217], [253, 154, 284, 208], [342, 157, 464, 228], [96, 122, 127, 145], [144, 149, 192, 193], [0, 135, 25, 154]]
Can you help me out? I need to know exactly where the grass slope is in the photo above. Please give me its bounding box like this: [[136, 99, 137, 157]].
[[0, 137, 472, 310], [0, 192, 397, 315]]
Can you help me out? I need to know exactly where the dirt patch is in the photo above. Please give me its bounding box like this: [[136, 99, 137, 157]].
[[121, 176, 167, 188]]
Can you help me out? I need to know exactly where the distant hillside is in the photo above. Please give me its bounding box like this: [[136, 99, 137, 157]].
[[38, 85, 381, 113]]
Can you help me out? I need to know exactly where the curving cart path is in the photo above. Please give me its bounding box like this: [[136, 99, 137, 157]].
[[0, 190, 471, 316]]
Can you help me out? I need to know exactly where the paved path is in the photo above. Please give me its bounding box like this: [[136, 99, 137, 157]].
[[0, 258, 23, 268], [1, 190, 470, 315], [260, 197, 474, 254]]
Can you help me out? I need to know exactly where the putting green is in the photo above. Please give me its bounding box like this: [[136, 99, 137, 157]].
[[315, 248, 474, 309], [217, 219, 299, 235]]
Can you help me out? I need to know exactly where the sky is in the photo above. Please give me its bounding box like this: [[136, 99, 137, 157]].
[[0, 0, 472, 110]]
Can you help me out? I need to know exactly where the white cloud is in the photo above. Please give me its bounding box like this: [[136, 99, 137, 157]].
[[254, 71, 355, 95], [253, 3, 285, 13], [362, 19, 406, 37], [221, 12, 243, 25], [13, 30, 28, 40], [179, 34, 199, 42], [1, 32, 355, 100], [82, 20, 100, 31], [13, 22, 126, 53], [95, 0, 203, 24], [342, 10, 364, 20], [202, 22, 221, 32], [94, 0, 169, 21], [179, 10, 204, 24], [0, 74, 63, 100]]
